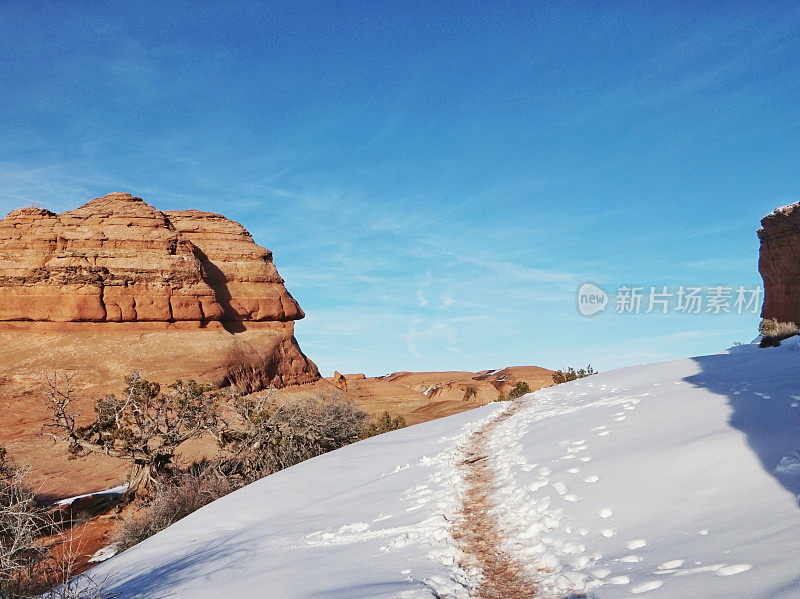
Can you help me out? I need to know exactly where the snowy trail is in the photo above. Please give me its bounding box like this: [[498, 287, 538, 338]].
[[452, 400, 539, 598]]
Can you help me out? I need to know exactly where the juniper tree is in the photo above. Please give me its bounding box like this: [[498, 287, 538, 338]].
[[43, 372, 220, 498]]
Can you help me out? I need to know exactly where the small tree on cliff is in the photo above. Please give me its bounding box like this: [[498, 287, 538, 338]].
[[43, 372, 219, 499]]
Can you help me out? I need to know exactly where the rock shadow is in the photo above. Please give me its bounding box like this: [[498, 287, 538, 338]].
[[685, 342, 800, 503], [192, 246, 246, 333]]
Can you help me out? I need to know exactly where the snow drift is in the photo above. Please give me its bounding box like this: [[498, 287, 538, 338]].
[[82, 340, 800, 597]]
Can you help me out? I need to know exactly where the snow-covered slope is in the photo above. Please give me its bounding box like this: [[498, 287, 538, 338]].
[[85, 341, 800, 598]]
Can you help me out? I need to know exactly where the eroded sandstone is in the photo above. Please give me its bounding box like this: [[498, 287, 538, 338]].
[[0, 193, 306, 324], [758, 202, 800, 324], [0, 192, 319, 389]]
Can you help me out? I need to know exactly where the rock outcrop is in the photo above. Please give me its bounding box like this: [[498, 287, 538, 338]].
[[0, 192, 319, 390], [758, 202, 800, 324], [0, 193, 305, 324], [332, 371, 348, 392]]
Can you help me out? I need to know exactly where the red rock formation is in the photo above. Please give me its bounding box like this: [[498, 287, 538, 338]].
[[758, 202, 800, 324], [0, 193, 307, 324], [166, 209, 304, 322], [0, 192, 319, 389], [332, 371, 348, 392]]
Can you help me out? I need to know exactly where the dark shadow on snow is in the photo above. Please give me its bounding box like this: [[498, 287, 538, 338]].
[[98, 534, 247, 598], [684, 342, 800, 504]]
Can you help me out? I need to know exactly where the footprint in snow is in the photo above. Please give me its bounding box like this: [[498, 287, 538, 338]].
[[599, 508, 613, 518], [630, 580, 664, 593], [574, 555, 591, 569], [658, 560, 684, 569], [567, 467, 581, 474], [599, 431, 610, 437], [601, 528, 616, 537], [584, 475, 599, 483], [618, 555, 643, 563], [627, 539, 646, 549], [775, 455, 800, 475], [614, 416, 626, 422], [591, 568, 611, 578], [553, 482, 568, 494], [339, 522, 370, 533], [527, 479, 549, 491], [717, 564, 752, 576]]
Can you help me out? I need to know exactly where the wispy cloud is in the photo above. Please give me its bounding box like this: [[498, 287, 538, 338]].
[[416, 272, 431, 307]]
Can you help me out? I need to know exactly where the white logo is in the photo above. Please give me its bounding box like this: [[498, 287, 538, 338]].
[[578, 283, 608, 316]]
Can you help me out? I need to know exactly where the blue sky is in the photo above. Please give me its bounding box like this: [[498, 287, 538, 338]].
[[1, 2, 798, 376]]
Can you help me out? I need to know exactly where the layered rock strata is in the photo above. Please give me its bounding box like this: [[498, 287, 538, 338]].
[[0, 192, 319, 390]]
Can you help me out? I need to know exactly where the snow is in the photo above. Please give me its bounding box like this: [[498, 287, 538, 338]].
[[88, 544, 119, 564], [765, 201, 800, 217], [53, 484, 128, 507], [81, 340, 800, 598]]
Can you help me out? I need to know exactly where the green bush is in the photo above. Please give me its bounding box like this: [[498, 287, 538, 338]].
[[497, 381, 532, 401], [507, 381, 531, 399], [552, 365, 597, 385]]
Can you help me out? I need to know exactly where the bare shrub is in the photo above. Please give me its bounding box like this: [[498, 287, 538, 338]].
[[0, 449, 110, 598], [462, 385, 478, 401], [0, 451, 47, 598], [40, 534, 114, 599], [759, 318, 798, 347], [116, 466, 231, 552], [220, 390, 367, 483], [359, 412, 406, 440], [43, 373, 220, 498]]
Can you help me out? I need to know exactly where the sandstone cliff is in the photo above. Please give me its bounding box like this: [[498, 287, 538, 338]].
[[758, 202, 800, 324], [0, 193, 307, 325]]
